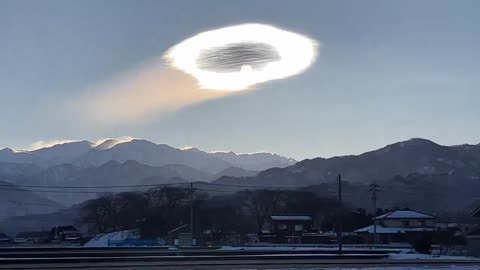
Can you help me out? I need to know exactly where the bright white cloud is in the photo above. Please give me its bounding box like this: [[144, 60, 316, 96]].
[[73, 24, 318, 126], [164, 23, 318, 91], [93, 136, 136, 149], [23, 136, 137, 151], [27, 139, 80, 151]]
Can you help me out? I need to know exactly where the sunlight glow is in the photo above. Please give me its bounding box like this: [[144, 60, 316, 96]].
[[164, 24, 318, 91], [28, 139, 81, 151]]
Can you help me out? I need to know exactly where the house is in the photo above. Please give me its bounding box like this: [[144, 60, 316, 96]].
[[0, 233, 10, 244], [259, 215, 324, 244], [14, 231, 50, 244], [167, 224, 197, 246], [465, 207, 480, 257], [354, 209, 436, 244], [53, 225, 83, 242]]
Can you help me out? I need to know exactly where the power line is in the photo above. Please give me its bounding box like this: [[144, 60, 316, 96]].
[[199, 182, 307, 189], [5, 201, 57, 207], [195, 188, 237, 193], [0, 181, 310, 193], [0, 182, 187, 189], [0, 187, 113, 194]]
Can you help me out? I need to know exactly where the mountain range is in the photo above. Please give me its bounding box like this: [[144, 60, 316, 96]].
[[0, 139, 296, 173], [1, 137, 480, 229], [0, 139, 296, 208], [214, 138, 480, 187]]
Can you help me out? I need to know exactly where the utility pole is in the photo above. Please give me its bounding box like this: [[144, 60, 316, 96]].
[[369, 183, 380, 248], [337, 174, 343, 254], [190, 182, 194, 246]]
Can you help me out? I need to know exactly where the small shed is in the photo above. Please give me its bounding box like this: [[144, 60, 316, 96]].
[[466, 207, 480, 257], [54, 225, 83, 242], [260, 215, 317, 244]]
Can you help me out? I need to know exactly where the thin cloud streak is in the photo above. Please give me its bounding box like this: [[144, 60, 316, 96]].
[[27, 139, 81, 151], [22, 136, 135, 151], [93, 136, 136, 146], [75, 59, 230, 126]]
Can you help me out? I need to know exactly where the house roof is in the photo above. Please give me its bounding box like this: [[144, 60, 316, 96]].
[[472, 207, 480, 218], [374, 210, 434, 220], [16, 231, 50, 238], [354, 224, 435, 234], [62, 230, 82, 234], [58, 225, 78, 231], [271, 215, 312, 221], [463, 225, 480, 237]]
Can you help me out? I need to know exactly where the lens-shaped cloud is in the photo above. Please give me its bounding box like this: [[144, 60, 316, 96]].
[[164, 24, 318, 91]]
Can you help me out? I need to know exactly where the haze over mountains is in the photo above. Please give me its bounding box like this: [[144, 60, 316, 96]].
[[0, 139, 296, 207], [1, 137, 480, 227], [215, 138, 480, 187], [212, 138, 480, 214], [0, 139, 295, 173]]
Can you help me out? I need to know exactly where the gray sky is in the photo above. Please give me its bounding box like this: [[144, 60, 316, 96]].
[[1, 0, 479, 160]]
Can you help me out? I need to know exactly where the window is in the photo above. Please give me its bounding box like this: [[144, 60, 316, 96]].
[[294, 224, 303, 231], [278, 224, 287, 230]]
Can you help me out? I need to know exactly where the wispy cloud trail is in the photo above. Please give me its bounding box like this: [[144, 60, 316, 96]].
[[75, 59, 229, 126]]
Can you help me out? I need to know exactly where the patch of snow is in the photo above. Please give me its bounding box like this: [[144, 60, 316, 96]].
[[83, 230, 138, 247], [390, 252, 475, 261], [220, 245, 406, 252], [375, 210, 434, 220], [354, 225, 435, 234], [288, 267, 480, 270]]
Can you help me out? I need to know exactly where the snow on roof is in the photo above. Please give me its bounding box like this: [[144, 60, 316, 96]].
[[374, 210, 434, 220], [271, 215, 312, 221], [354, 224, 435, 234], [472, 207, 480, 217], [62, 230, 82, 234]]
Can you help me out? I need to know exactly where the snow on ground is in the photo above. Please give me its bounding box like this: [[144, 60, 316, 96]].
[[374, 210, 434, 220], [284, 267, 480, 270], [84, 230, 138, 247], [220, 246, 479, 262], [220, 246, 399, 252], [390, 253, 474, 260]]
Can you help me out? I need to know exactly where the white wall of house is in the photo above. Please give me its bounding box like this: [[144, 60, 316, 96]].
[[467, 236, 480, 257], [381, 219, 434, 228]]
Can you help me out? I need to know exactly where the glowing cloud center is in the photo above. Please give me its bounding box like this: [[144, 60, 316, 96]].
[[164, 24, 318, 91]]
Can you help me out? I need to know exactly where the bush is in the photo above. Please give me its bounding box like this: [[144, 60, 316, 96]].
[[413, 236, 432, 254]]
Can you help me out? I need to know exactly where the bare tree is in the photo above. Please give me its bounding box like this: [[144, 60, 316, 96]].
[[241, 190, 286, 233], [81, 194, 116, 233]]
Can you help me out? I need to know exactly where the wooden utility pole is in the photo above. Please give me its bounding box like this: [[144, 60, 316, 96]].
[[337, 174, 343, 254], [369, 183, 381, 248], [190, 182, 194, 246]]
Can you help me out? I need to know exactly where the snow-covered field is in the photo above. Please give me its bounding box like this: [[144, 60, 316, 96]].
[[220, 246, 400, 252], [390, 253, 474, 261], [287, 267, 480, 270]]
